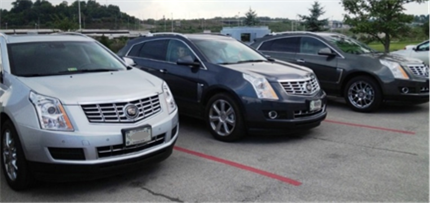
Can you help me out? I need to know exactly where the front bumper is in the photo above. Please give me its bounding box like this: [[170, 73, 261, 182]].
[[382, 78, 429, 103], [16, 108, 179, 181], [241, 92, 327, 135]]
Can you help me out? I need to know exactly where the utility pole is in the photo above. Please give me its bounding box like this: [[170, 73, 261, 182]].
[[78, 0, 82, 31], [164, 15, 166, 32], [171, 13, 173, 32]]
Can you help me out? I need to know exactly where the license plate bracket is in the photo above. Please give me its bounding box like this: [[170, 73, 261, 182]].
[[122, 125, 152, 147]]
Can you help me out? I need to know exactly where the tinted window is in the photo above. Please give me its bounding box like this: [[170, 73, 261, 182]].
[[8, 41, 126, 77], [261, 37, 299, 52], [138, 40, 169, 61], [126, 43, 143, 57], [166, 40, 196, 63], [300, 37, 328, 55]]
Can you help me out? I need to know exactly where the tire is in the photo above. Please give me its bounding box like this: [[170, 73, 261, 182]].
[[344, 76, 382, 112], [205, 93, 246, 142], [1, 120, 34, 191]]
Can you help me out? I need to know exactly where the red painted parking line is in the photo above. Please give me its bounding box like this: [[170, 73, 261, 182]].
[[174, 146, 302, 186], [324, 119, 416, 135]]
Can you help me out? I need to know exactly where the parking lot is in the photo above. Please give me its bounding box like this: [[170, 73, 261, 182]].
[[1, 97, 428, 202]]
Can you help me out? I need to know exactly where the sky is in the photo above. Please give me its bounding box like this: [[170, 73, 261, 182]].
[[0, 0, 428, 21]]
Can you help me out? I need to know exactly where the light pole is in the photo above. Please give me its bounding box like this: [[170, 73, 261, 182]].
[[78, 0, 82, 31], [171, 13, 173, 32]]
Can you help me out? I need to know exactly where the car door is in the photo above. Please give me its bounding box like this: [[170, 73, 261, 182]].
[[412, 41, 429, 65], [295, 37, 341, 90], [127, 39, 201, 116]]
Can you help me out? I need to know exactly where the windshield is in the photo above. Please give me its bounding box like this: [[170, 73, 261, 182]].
[[191, 37, 267, 64], [8, 41, 126, 77], [323, 35, 378, 55]]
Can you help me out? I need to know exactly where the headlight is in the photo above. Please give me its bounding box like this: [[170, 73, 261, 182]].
[[380, 59, 409, 79], [243, 73, 279, 100], [162, 82, 177, 114], [29, 91, 74, 131]]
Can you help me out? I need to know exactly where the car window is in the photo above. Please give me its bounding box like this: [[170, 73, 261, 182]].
[[127, 43, 143, 57], [137, 40, 169, 61], [191, 37, 267, 64], [300, 37, 328, 55], [8, 41, 126, 77], [260, 37, 299, 53], [417, 41, 429, 51], [166, 40, 195, 63]]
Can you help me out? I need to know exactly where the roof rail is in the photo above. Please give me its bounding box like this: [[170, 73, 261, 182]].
[[143, 32, 187, 38], [52, 32, 91, 38], [269, 31, 314, 36]]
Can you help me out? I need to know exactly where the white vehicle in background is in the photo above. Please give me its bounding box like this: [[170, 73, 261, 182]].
[[391, 40, 429, 65]]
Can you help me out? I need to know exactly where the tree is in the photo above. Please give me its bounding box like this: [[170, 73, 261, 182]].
[[423, 21, 429, 37], [243, 8, 259, 26], [298, 1, 328, 32], [341, 0, 428, 53]]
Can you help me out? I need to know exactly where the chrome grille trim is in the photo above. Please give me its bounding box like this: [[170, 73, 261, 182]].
[[407, 64, 429, 77], [81, 95, 161, 123], [280, 76, 320, 95]]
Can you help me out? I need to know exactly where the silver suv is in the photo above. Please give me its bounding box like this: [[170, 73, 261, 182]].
[[0, 32, 179, 190]]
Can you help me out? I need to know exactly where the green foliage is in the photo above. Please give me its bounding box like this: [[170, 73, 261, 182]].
[[2, 0, 140, 30], [99, 34, 111, 49], [244, 8, 259, 26], [52, 14, 78, 31], [341, 0, 428, 53], [298, 1, 328, 32], [423, 21, 429, 37]]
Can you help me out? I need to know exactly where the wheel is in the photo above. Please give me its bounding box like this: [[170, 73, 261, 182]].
[[1, 120, 33, 191], [205, 93, 246, 142], [344, 76, 382, 112]]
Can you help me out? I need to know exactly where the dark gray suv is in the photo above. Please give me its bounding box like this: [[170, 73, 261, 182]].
[[251, 32, 429, 112]]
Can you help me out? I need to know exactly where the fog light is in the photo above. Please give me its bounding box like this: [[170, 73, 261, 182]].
[[401, 87, 409, 94], [268, 111, 278, 119]]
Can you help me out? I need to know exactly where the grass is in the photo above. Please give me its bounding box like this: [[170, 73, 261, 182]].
[[367, 41, 422, 52]]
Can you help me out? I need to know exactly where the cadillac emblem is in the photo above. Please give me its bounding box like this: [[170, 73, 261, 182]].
[[124, 104, 139, 119], [304, 82, 312, 92]]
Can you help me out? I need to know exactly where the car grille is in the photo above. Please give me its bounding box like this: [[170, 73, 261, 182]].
[[97, 133, 165, 158], [407, 64, 429, 77], [294, 105, 325, 118], [81, 95, 161, 123], [280, 76, 320, 95]]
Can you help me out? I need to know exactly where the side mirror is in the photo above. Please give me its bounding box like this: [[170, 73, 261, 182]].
[[318, 48, 337, 56], [177, 56, 200, 67], [123, 57, 136, 67], [412, 47, 417, 51]]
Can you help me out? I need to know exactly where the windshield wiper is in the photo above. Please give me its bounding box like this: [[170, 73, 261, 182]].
[[19, 73, 55, 77], [236, 59, 266, 64]]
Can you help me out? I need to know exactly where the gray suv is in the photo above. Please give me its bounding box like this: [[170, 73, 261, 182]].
[[251, 32, 429, 112], [0, 32, 179, 190]]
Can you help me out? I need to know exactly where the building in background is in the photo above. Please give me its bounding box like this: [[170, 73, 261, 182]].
[[220, 26, 271, 44]]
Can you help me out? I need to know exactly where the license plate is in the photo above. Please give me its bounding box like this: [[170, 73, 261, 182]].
[[123, 126, 152, 146], [310, 100, 322, 111]]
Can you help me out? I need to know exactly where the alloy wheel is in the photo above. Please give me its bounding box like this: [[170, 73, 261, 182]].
[[347, 81, 375, 109], [2, 129, 18, 181], [209, 99, 236, 136]]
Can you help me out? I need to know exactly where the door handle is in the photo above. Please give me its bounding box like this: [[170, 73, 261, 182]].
[[296, 59, 305, 63], [159, 69, 167, 73]]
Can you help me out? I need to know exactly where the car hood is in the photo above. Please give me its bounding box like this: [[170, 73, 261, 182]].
[[361, 52, 423, 64], [17, 69, 162, 105], [221, 61, 313, 82]]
